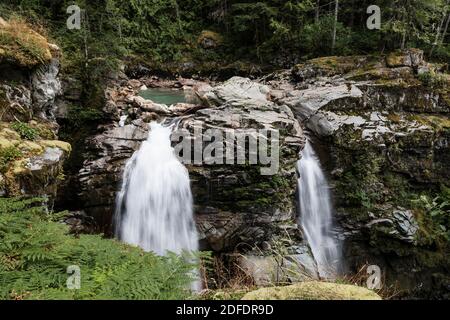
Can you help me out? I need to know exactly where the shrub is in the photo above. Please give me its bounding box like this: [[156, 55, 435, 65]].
[[412, 188, 450, 241], [418, 71, 448, 88], [0, 197, 198, 300], [66, 105, 103, 128]]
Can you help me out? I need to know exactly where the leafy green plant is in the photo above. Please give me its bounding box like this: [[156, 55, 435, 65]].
[[418, 71, 447, 88], [0, 146, 22, 172], [0, 197, 199, 300], [11, 121, 39, 140], [356, 190, 373, 210], [66, 105, 103, 128], [412, 190, 450, 240]]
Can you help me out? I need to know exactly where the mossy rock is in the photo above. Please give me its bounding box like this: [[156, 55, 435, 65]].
[[0, 18, 52, 68], [0, 137, 17, 149], [386, 53, 406, 68], [39, 140, 72, 153], [309, 55, 378, 75], [0, 127, 21, 140], [386, 49, 424, 68], [201, 289, 249, 300], [197, 30, 223, 49], [241, 281, 382, 300], [18, 141, 44, 154], [348, 67, 415, 82], [407, 114, 450, 132]]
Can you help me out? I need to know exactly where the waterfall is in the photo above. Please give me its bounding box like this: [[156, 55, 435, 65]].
[[115, 122, 199, 258], [297, 141, 342, 279]]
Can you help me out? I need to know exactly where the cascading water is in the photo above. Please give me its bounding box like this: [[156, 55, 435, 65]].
[[115, 121, 199, 258], [297, 140, 342, 279]]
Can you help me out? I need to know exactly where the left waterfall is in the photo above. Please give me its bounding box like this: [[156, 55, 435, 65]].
[[114, 122, 199, 257]]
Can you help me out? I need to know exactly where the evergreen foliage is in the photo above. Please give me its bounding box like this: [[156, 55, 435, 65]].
[[1, 0, 449, 67]]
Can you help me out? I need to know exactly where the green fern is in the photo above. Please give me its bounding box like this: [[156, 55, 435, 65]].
[[0, 197, 201, 300]]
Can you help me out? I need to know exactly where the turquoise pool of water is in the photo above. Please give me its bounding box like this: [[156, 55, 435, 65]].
[[139, 88, 186, 105]]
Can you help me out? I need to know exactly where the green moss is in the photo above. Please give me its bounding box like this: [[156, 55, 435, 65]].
[[201, 289, 249, 300], [0, 146, 22, 172], [0, 87, 8, 119], [414, 249, 448, 269], [197, 30, 223, 47], [304, 55, 379, 77], [39, 140, 72, 154], [374, 78, 421, 88], [0, 18, 52, 68], [386, 51, 405, 67], [242, 281, 382, 300], [407, 114, 450, 132]]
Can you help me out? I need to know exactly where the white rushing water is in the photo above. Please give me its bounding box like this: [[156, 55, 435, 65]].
[[297, 141, 341, 279], [115, 122, 199, 258]]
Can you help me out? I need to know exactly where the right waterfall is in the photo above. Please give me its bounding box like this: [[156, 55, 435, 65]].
[[297, 140, 342, 279]]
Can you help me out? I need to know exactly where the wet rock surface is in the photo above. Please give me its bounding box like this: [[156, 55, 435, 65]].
[[79, 76, 305, 253]]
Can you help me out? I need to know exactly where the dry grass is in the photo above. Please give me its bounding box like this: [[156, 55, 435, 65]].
[[198, 252, 258, 300], [336, 264, 402, 300], [0, 17, 52, 68], [200, 253, 256, 291]]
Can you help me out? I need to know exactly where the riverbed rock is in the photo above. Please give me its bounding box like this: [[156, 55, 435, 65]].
[[127, 96, 170, 114], [204, 76, 271, 108], [236, 242, 319, 286]]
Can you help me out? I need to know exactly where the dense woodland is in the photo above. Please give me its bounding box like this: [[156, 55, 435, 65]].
[[1, 0, 449, 79], [0, 0, 448, 111]]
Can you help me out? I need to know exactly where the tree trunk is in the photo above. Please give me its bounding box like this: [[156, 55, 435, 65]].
[[431, 2, 449, 56], [83, 10, 89, 69], [430, 11, 447, 56], [401, 31, 406, 50], [441, 12, 450, 45], [332, 0, 339, 52], [172, 0, 182, 32], [315, 0, 320, 24]]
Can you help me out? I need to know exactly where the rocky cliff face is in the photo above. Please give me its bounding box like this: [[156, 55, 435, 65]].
[[77, 76, 321, 285], [268, 50, 450, 298], [0, 18, 70, 199], [74, 49, 449, 296]]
